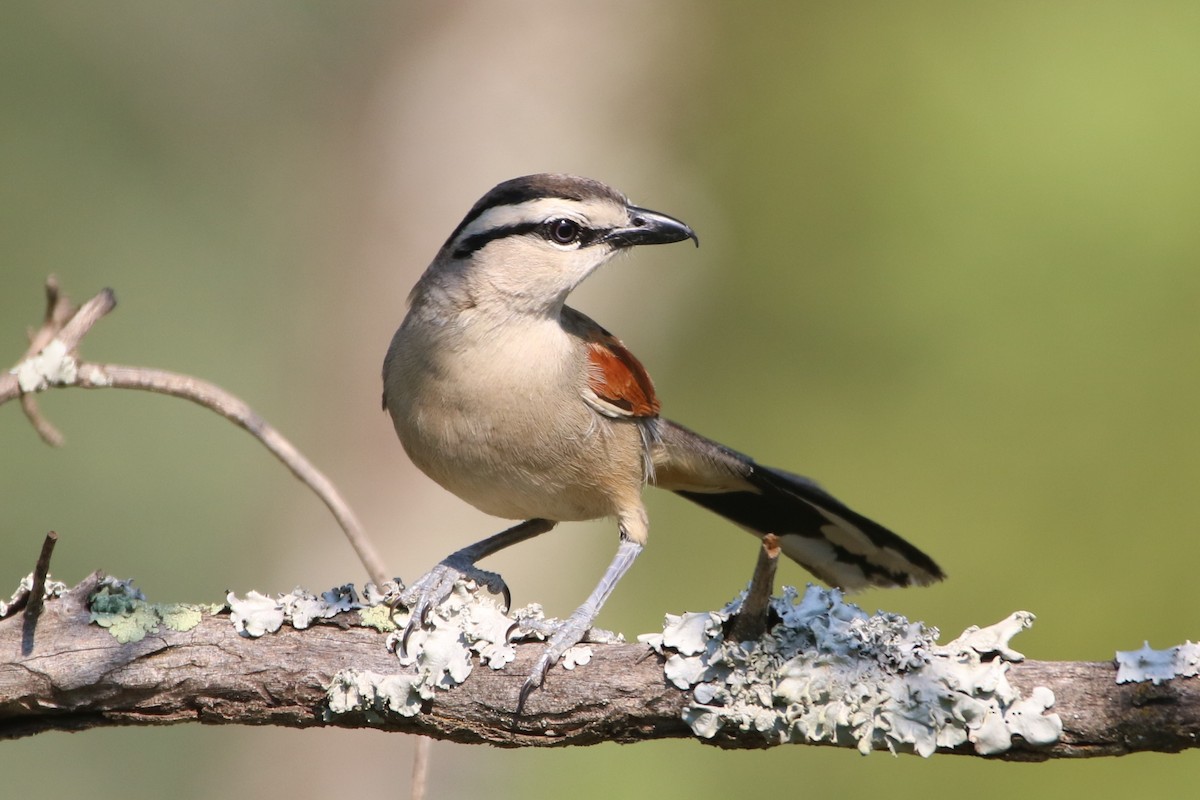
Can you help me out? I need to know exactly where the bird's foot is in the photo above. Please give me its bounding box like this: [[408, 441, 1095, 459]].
[[513, 615, 620, 644], [516, 607, 598, 712], [516, 537, 643, 712], [389, 556, 510, 658]]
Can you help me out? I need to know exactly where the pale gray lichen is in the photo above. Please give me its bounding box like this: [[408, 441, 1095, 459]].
[[1116, 641, 1200, 685], [283, 584, 360, 629], [11, 339, 77, 392], [0, 572, 68, 618], [227, 584, 372, 637], [223, 581, 465, 711], [638, 585, 1062, 757], [322, 581, 530, 721], [326, 669, 423, 720], [88, 577, 216, 643], [385, 581, 521, 679], [318, 578, 626, 721], [228, 580, 543, 708], [561, 644, 593, 670], [227, 590, 287, 637]]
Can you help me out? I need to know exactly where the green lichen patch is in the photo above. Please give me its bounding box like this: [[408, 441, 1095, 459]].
[[156, 603, 213, 632], [89, 577, 145, 614], [358, 604, 399, 632], [87, 577, 217, 642], [91, 604, 160, 643]]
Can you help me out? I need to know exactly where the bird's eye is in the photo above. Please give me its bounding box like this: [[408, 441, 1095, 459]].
[[545, 218, 582, 245]]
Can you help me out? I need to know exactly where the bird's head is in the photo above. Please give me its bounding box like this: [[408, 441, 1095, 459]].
[[420, 174, 697, 315]]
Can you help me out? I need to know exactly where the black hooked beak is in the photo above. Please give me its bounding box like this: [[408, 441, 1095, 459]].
[[603, 205, 699, 249]]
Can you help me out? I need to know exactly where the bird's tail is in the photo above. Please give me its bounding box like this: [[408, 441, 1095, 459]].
[[652, 419, 944, 590]]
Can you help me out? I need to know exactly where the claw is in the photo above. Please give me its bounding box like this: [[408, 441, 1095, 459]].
[[386, 593, 405, 628], [516, 655, 551, 715], [397, 600, 427, 659], [515, 621, 590, 713]]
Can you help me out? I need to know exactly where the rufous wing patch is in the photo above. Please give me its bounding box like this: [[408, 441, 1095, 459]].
[[584, 336, 660, 418]]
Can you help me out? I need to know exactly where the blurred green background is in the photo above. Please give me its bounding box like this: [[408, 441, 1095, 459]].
[[4, 2, 1199, 797]]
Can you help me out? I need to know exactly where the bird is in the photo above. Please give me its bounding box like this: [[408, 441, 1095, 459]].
[[382, 173, 943, 706]]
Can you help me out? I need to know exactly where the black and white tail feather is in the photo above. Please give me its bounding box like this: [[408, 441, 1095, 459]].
[[655, 420, 944, 590]]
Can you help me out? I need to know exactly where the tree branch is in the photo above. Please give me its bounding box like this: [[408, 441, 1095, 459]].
[[1, 574, 1197, 759]]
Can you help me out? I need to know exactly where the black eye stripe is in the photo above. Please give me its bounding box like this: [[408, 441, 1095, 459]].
[[452, 222, 540, 258], [576, 228, 603, 247], [451, 219, 605, 258]]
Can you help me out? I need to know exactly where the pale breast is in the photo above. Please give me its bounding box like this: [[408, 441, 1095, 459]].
[[383, 310, 647, 522]]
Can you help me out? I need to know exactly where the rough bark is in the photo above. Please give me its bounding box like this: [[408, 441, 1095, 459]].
[[2, 574, 1198, 759]]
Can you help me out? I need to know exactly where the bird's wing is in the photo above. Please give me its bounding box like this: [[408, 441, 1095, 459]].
[[562, 306, 660, 419]]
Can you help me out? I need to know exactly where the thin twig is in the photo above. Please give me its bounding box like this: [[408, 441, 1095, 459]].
[[24, 276, 75, 354], [54, 288, 117, 350], [73, 363, 388, 586], [20, 394, 64, 446], [2, 283, 390, 588], [728, 534, 780, 642], [17, 278, 77, 446], [21, 530, 59, 654], [0, 288, 116, 408], [411, 736, 431, 800]]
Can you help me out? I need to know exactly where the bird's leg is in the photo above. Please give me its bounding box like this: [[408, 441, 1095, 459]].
[[518, 535, 643, 711], [396, 518, 556, 655]]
